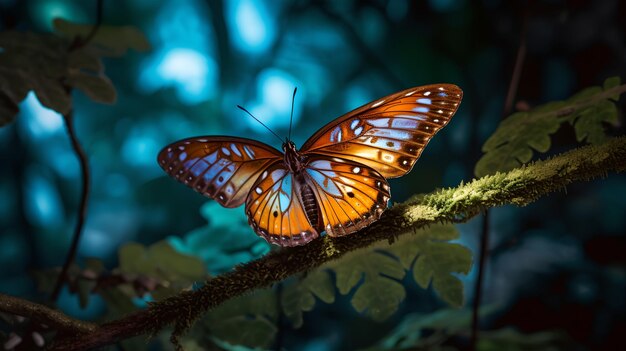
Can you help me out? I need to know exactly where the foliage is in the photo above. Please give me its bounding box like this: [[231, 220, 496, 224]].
[[203, 289, 278, 350], [361, 307, 571, 351], [168, 202, 271, 275], [0, 21, 149, 127], [361, 307, 496, 350], [32, 240, 206, 315], [280, 270, 335, 327], [287, 223, 471, 327], [183, 224, 471, 349], [118, 241, 206, 300], [475, 76, 624, 177], [53, 18, 151, 55]]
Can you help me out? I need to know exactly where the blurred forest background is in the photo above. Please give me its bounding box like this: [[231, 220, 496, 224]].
[[0, 0, 625, 350]]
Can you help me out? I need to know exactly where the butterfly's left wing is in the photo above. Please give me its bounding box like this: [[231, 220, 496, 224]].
[[245, 162, 321, 246], [300, 84, 462, 178], [157, 136, 282, 208]]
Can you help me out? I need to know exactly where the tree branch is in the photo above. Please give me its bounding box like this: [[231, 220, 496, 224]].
[[50, 0, 105, 303], [0, 293, 96, 333], [14, 136, 620, 350]]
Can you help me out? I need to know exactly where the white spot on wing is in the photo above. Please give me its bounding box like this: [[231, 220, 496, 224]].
[[352, 166, 361, 173], [243, 145, 255, 158], [354, 126, 363, 135], [424, 91, 431, 96], [417, 98, 432, 105], [413, 107, 429, 113], [350, 119, 359, 129], [230, 144, 242, 157], [368, 118, 390, 127]]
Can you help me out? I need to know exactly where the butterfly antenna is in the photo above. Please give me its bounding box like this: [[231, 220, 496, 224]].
[[288, 87, 297, 141], [237, 105, 284, 144]]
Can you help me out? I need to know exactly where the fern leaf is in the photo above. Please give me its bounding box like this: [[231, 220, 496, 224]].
[[118, 241, 206, 300], [203, 289, 278, 349], [281, 270, 335, 328], [386, 224, 472, 307], [327, 250, 406, 321], [475, 76, 624, 177]]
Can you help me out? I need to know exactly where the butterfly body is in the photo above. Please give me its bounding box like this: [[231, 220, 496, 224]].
[[158, 84, 463, 247]]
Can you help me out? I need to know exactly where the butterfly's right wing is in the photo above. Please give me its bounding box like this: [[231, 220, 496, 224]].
[[303, 155, 390, 237], [158, 136, 282, 208]]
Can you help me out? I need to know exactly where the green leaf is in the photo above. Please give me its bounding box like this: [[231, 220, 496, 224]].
[[571, 100, 618, 145], [475, 76, 624, 177], [68, 49, 103, 73], [67, 71, 116, 103], [386, 224, 472, 307], [206, 289, 278, 324], [603, 76, 621, 101], [281, 270, 335, 327], [327, 250, 406, 321], [203, 289, 278, 349], [32, 76, 72, 114], [99, 286, 138, 318], [0, 68, 31, 103], [474, 109, 562, 177], [363, 306, 500, 351], [53, 18, 151, 54], [118, 240, 206, 299], [211, 316, 277, 349], [412, 242, 471, 307], [0, 29, 129, 127], [478, 328, 572, 351], [0, 31, 71, 118]]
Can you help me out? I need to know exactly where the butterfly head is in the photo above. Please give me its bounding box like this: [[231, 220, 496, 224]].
[[282, 139, 297, 153]]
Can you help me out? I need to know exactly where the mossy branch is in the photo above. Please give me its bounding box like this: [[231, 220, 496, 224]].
[[1, 137, 622, 350], [0, 293, 96, 333]]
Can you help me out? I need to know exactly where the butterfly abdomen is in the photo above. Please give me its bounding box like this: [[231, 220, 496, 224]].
[[297, 174, 323, 233]]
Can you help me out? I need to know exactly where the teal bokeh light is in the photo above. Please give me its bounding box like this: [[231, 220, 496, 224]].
[[226, 0, 276, 54]]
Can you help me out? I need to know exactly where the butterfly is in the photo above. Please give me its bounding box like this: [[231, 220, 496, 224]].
[[158, 84, 462, 247]]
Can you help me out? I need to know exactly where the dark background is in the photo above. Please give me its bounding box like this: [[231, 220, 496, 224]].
[[0, 0, 625, 350]]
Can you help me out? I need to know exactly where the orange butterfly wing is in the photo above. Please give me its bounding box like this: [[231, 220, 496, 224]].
[[245, 163, 320, 246], [302, 155, 390, 237], [157, 137, 282, 208], [300, 84, 463, 178]]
